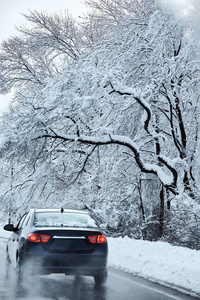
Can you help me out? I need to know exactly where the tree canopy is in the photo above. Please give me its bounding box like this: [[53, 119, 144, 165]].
[[0, 0, 200, 248]]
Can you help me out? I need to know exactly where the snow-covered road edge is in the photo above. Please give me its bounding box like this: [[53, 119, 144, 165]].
[[107, 237, 200, 298]]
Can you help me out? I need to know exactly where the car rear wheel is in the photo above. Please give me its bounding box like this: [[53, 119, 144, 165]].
[[16, 256, 23, 283], [94, 270, 107, 285], [5, 252, 11, 280]]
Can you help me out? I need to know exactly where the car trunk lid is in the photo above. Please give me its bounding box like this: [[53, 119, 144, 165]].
[[34, 228, 102, 254]]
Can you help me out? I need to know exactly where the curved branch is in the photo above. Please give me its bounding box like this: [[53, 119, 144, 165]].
[[109, 82, 151, 133], [34, 130, 177, 193], [108, 82, 178, 191]]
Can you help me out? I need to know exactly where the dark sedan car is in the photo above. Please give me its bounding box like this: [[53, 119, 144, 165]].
[[4, 208, 108, 285]]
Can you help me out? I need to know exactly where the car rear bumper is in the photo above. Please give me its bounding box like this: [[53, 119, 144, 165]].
[[35, 265, 107, 276], [23, 252, 107, 276]]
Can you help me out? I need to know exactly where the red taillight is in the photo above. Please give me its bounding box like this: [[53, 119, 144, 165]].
[[97, 235, 107, 244], [88, 235, 107, 244], [28, 233, 50, 243], [28, 233, 41, 243], [88, 235, 97, 243], [41, 234, 50, 243]]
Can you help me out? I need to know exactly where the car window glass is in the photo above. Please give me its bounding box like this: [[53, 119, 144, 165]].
[[23, 212, 31, 228], [17, 213, 28, 230], [24, 215, 30, 227], [34, 212, 98, 228]]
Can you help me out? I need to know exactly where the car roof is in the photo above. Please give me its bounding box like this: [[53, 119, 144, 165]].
[[30, 208, 89, 215]]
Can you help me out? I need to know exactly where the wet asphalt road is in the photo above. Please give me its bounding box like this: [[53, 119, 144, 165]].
[[0, 237, 199, 300]]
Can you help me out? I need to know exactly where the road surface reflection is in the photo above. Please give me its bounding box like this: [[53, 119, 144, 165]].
[[6, 274, 107, 300]]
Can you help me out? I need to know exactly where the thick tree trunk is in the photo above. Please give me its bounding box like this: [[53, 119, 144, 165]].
[[159, 184, 165, 237], [138, 179, 146, 223]]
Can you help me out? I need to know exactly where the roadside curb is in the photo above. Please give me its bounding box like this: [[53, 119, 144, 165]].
[[146, 276, 200, 299]]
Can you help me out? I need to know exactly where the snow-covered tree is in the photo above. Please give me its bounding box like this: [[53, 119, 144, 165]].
[[0, 10, 80, 94], [0, 0, 200, 245]]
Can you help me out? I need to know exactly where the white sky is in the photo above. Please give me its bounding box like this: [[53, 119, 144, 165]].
[[0, 0, 88, 113]]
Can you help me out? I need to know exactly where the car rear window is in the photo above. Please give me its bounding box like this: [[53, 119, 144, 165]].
[[34, 212, 98, 228]]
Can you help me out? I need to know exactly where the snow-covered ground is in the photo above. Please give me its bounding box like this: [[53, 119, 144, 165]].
[[0, 227, 199, 298]]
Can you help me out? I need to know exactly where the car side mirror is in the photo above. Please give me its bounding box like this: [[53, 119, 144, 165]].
[[4, 224, 16, 232]]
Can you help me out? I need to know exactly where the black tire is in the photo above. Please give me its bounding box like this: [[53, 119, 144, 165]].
[[94, 270, 107, 285]]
